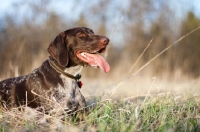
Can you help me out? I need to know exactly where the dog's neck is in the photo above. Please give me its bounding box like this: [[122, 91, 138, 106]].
[[48, 57, 83, 80], [63, 65, 83, 76]]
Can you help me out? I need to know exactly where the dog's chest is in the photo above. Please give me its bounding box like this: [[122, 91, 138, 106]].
[[50, 66, 83, 103], [49, 76, 71, 102]]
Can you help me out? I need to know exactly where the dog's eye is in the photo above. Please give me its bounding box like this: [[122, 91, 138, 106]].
[[78, 33, 86, 37]]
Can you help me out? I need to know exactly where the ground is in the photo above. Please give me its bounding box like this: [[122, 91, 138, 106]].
[[0, 76, 200, 132]]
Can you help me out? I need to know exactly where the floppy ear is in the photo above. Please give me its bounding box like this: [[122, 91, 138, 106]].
[[47, 32, 69, 66]]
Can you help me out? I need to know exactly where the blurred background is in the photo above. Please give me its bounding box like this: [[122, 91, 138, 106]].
[[0, 0, 200, 96]]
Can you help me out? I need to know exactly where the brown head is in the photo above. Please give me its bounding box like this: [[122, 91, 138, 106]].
[[47, 27, 110, 73]]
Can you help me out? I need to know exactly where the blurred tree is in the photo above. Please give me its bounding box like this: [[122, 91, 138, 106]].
[[177, 11, 200, 78], [120, 0, 154, 72], [0, 1, 69, 78], [147, 11, 176, 75], [76, 14, 88, 27]]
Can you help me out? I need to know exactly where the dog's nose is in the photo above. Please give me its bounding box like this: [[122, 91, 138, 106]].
[[100, 36, 109, 45]]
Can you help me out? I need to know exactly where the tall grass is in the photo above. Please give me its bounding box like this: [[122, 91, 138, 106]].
[[0, 94, 199, 131]]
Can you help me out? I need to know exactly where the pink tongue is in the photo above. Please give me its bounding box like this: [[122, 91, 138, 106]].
[[84, 53, 110, 73]]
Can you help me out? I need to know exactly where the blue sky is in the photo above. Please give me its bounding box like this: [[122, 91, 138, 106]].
[[1, 0, 200, 21]]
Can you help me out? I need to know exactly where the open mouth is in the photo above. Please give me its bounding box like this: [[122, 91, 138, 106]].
[[76, 48, 110, 73]]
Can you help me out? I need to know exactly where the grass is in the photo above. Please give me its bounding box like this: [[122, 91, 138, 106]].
[[0, 93, 200, 132], [85, 94, 200, 132]]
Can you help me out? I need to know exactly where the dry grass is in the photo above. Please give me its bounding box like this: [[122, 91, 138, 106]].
[[0, 91, 200, 132]]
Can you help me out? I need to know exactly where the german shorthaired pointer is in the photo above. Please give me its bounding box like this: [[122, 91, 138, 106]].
[[0, 27, 110, 113]]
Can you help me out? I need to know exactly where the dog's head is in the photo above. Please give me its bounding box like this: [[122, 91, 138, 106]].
[[47, 27, 110, 73]]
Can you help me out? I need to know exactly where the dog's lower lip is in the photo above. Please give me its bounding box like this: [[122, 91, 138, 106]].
[[77, 49, 104, 54], [91, 48, 106, 54], [98, 48, 106, 53]]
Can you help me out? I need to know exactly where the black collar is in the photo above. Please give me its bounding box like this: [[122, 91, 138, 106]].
[[48, 59, 81, 80]]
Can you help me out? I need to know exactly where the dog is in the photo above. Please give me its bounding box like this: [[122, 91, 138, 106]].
[[0, 27, 110, 113]]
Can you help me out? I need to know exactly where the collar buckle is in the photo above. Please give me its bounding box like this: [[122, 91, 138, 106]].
[[75, 73, 81, 80]]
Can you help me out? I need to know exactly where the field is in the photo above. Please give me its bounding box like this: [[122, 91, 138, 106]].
[[1, 1, 200, 131], [1, 27, 200, 131], [0, 77, 200, 132]]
